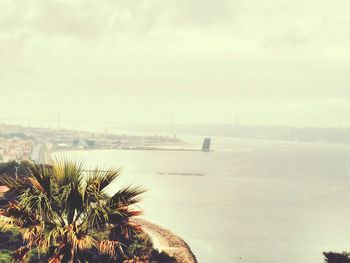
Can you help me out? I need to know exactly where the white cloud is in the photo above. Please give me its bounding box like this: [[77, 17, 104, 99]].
[[0, 0, 350, 127]]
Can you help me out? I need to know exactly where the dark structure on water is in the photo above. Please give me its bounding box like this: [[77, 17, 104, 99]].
[[202, 138, 211, 152]]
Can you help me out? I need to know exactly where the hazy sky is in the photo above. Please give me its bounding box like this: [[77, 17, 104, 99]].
[[1, 0, 350, 129]]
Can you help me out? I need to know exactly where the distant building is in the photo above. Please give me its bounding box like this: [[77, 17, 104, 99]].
[[202, 138, 211, 152]]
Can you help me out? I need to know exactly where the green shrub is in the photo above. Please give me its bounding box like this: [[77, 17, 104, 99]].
[[125, 233, 153, 259], [0, 230, 22, 250], [0, 249, 12, 263], [0, 229, 176, 263], [0, 230, 22, 263]]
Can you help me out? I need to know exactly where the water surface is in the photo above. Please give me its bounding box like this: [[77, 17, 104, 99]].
[[56, 137, 350, 263]]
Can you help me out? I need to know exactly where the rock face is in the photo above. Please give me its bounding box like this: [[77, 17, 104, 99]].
[[135, 219, 198, 263]]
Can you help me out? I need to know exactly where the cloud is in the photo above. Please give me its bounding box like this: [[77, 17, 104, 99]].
[[0, 0, 238, 42], [263, 27, 308, 47], [0, 0, 350, 127], [167, 0, 238, 27]]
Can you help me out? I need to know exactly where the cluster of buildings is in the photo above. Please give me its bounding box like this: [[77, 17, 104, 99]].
[[0, 123, 184, 163], [0, 137, 35, 163], [55, 133, 183, 150]]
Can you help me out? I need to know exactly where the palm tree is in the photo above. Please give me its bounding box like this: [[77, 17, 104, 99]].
[[0, 159, 146, 263]]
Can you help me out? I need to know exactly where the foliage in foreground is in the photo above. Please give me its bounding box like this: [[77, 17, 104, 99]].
[[324, 252, 350, 263], [0, 159, 147, 262], [0, 228, 176, 263], [0, 229, 23, 250], [0, 250, 13, 263], [0, 161, 30, 178]]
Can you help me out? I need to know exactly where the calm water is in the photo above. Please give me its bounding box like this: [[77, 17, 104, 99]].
[[56, 137, 350, 263]]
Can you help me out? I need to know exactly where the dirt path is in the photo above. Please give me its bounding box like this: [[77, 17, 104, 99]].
[[135, 219, 198, 263], [142, 225, 171, 251]]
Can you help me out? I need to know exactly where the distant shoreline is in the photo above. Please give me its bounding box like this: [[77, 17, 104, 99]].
[[52, 146, 210, 153]]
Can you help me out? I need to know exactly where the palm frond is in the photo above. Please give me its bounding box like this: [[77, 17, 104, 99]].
[[76, 234, 97, 251], [0, 215, 18, 231], [60, 183, 83, 211], [52, 158, 85, 224], [107, 208, 143, 229], [52, 157, 85, 188], [0, 159, 147, 262], [43, 224, 67, 249], [109, 185, 146, 208], [0, 175, 28, 194], [0, 185, 10, 194], [13, 245, 30, 263], [20, 189, 55, 220], [81, 202, 110, 231], [23, 161, 52, 196], [98, 240, 122, 258], [83, 180, 109, 206], [22, 225, 45, 249], [85, 166, 121, 192], [48, 254, 64, 263], [109, 221, 143, 241], [1, 201, 39, 228]]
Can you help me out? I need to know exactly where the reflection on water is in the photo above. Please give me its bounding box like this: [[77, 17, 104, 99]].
[[55, 137, 350, 263]]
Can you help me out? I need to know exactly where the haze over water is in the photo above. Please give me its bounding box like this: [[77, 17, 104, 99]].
[[56, 136, 350, 263], [2, 1, 350, 262]]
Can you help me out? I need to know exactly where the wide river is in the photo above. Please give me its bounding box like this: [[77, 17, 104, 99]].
[[55, 136, 350, 263]]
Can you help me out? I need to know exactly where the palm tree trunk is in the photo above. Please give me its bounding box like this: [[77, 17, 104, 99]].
[[68, 208, 75, 224]]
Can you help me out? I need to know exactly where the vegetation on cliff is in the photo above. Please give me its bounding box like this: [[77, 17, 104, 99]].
[[0, 160, 175, 262]]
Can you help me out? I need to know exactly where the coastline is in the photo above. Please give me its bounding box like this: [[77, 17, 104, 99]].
[[135, 218, 198, 263], [50, 147, 199, 262], [52, 146, 204, 152]]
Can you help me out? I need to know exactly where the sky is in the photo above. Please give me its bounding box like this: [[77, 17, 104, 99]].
[[1, 0, 350, 130]]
